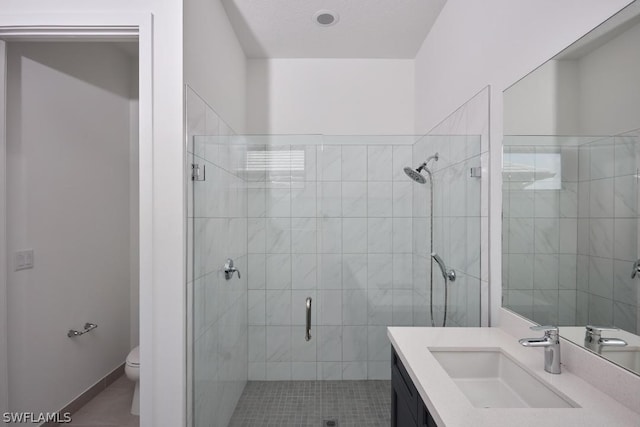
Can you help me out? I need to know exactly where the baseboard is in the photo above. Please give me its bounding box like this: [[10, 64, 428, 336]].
[[41, 363, 125, 427]]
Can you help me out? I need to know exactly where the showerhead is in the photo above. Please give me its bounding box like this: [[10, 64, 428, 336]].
[[404, 166, 427, 184], [403, 152, 439, 184]]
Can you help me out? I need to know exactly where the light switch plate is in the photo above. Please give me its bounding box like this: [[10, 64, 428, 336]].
[[14, 249, 34, 271]]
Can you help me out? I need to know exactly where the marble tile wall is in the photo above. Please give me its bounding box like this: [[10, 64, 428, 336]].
[[412, 135, 484, 328], [503, 130, 640, 335], [502, 143, 580, 326], [576, 134, 639, 333], [246, 142, 415, 381], [412, 87, 490, 328], [186, 86, 248, 427]]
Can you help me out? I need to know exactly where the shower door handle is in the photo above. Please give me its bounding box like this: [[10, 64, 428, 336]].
[[305, 297, 312, 341]]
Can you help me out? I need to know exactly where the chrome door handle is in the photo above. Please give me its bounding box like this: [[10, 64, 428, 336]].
[[305, 297, 312, 341]]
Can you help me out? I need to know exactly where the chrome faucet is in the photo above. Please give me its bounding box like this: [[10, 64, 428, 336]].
[[584, 325, 627, 354], [519, 325, 561, 374]]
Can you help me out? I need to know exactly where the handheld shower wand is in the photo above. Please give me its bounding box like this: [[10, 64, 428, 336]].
[[431, 253, 456, 282]]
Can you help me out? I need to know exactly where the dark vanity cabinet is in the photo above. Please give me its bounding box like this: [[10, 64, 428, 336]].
[[391, 348, 438, 427]]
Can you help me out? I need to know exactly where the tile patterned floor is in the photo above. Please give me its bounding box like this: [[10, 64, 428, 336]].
[[228, 380, 391, 427], [67, 375, 139, 427]]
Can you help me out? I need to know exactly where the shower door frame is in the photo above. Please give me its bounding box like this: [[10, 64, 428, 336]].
[[0, 14, 155, 424]]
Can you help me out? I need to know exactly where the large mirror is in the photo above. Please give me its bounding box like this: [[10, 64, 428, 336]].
[[502, 1, 640, 375]]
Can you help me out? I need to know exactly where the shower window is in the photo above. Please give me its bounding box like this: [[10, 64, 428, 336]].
[[503, 149, 562, 190]]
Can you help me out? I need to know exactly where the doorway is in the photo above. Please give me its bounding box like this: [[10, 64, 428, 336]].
[[2, 39, 141, 425]]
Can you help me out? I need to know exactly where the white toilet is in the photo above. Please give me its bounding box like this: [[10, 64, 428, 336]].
[[125, 346, 140, 415]]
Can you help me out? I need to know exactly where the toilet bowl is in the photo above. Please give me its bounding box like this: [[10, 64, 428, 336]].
[[125, 346, 140, 415]]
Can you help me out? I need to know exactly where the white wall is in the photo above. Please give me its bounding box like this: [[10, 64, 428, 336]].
[[556, 60, 581, 135], [413, 0, 633, 325], [503, 61, 559, 135], [6, 42, 133, 415], [503, 60, 580, 135], [504, 20, 640, 137], [184, 0, 247, 133], [0, 4, 184, 427], [247, 59, 415, 135], [578, 21, 640, 135], [414, 0, 632, 134]]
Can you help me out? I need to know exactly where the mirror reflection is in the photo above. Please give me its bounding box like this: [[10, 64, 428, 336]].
[[502, 1, 640, 375]]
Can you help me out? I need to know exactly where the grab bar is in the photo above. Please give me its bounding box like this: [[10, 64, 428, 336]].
[[305, 297, 312, 341], [68, 322, 98, 338]]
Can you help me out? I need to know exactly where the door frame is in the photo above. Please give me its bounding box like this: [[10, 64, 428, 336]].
[[0, 13, 153, 422], [0, 38, 7, 415]]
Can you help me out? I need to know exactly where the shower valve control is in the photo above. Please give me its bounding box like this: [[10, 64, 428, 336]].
[[631, 259, 640, 279], [224, 258, 241, 280]]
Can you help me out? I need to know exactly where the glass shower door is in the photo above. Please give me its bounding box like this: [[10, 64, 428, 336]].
[[189, 135, 249, 427], [242, 139, 322, 424], [241, 139, 320, 383], [189, 136, 322, 426], [414, 134, 483, 328]]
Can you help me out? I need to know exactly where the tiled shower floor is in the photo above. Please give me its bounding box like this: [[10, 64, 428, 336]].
[[228, 380, 391, 427]]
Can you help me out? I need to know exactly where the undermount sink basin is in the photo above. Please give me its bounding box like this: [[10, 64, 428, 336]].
[[429, 348, 579, 409]]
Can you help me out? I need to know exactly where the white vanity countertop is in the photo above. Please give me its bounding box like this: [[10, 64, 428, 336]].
[[387, 327, 640, 427]]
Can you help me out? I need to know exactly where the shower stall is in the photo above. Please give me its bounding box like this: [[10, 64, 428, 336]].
[[186, 88, 489, 427]]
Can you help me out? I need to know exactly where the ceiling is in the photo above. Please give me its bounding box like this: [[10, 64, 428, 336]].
[[221, 0, 448, 59]]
